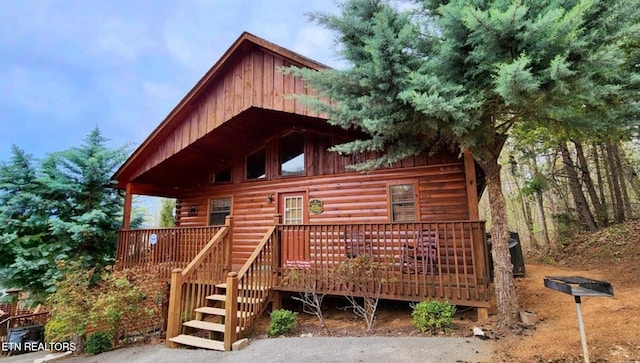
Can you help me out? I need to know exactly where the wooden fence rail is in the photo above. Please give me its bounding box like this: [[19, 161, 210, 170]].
[[116, 225, 222, 279], [276, 221, 490, 307]]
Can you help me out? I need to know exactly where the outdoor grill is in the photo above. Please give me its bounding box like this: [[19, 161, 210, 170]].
[[544, 276, 614, 363]]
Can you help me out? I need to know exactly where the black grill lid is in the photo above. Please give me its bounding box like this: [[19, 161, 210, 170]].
[[544, 276, 614, 297]]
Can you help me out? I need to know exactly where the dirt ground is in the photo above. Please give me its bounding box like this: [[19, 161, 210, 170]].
[[251, 221, 640, 363]]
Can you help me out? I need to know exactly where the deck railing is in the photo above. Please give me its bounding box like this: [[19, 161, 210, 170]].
[[116, 225, 222, 279], [165, 217, 232, 347], [276, 221, 490, 307]]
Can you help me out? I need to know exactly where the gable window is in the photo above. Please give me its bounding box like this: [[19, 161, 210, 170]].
[[210, 166, 232, 184], [209, 197, 231, 225], [280, 132, 305, 176], [246, 148, 266, 180], [389, 184, 417, 222]]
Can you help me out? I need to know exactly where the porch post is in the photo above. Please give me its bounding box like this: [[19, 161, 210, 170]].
[[271, 214, 282, 310], [224, 215, 234, 273], [166, 268, 183, 348], [463, 149, 479, 220], [122, 183, 133, 229]]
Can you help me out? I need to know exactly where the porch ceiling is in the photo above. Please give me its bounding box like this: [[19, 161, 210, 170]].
[[129, 107, 356, 192]]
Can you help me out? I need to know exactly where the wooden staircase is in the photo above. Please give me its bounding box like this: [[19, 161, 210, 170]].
[[169, 281, 268, 351], [166, 223, 279, 351]]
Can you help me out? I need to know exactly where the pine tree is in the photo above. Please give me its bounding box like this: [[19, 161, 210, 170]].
[[42, 127, 128, 268], [289, 0, 640, 330], [0, 146, 62, 298], [158, 198, 176, 228]]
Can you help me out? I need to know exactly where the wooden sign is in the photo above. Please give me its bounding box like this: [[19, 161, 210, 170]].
[[308, 199, 323, 214]]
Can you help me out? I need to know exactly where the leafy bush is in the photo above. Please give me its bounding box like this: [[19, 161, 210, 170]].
[[267, 309, 298, 337], [85, 331, 113, 354], [411, 300, 456, 333], [46, 261, 166, 350]]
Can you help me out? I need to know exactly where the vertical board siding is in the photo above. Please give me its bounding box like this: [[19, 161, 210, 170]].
[[128, 47, 322, 182]]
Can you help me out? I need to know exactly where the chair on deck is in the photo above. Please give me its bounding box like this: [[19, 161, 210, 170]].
[[344, 230, 371, 258], [402, 230, 439, 274]]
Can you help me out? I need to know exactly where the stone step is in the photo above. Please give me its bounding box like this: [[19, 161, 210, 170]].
[[169, 334, 224, 351]]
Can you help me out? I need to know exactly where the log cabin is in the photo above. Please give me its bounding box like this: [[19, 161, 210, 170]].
[[113, 32, 491, 351]]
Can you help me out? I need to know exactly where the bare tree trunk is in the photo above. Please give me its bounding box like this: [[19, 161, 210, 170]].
[[620, 148, 640, 206], [481, 158, 519, 331], [527, 159, 551, 247], [573, 140, 607, 228], [605, 139, 625, 223], [612, 142, 632, 219], [592, 143, 608, 220], [560, 143, 598, 231], [509, 157, 538, 249]]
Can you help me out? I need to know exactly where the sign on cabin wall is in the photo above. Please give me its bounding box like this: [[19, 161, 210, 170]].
[[308, 199, 323, 214]]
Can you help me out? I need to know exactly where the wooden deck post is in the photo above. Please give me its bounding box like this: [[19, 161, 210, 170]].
[[271, 215, 282, 311], [166, 268, 183, 348], [122, 183, 133, 229], [224, 215, 234, 273], [224, 272, 239, 351]]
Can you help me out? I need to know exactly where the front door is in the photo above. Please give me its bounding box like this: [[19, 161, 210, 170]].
[[278, 192, 309, 268]]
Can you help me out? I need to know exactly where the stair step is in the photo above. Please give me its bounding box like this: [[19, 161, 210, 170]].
[[169, 334, 225, 351], [183, 320, 244, 333], [216, 283, 269, 291], [182, 320, 224, 332], [194, 307, 254, 319], [194, 307, 225, 316], [206, 294, 263, 304]]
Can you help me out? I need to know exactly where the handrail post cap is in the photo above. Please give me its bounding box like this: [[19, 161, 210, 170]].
[[227, 272, 238, 277], [171, 268, 183, 273]]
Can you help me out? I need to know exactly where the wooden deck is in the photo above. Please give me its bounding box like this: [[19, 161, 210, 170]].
[[276, 221, 491, 307], [115, 220, 490, 307]]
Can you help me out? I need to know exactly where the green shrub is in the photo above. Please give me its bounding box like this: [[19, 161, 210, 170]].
[[85, 331, 113, 355], [411, 300, 456, 333], [267, 309, 298, 337]]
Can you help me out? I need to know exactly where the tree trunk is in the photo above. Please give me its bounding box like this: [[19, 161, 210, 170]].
[[573, 140, 607, 228], [591, 143, 608, 220], [527, 158, 551, 247], [605, 139, 625, 223], [612, 141, 632, 219], [509, 157, 538, 249], [560, 143, 598, 231], [481, 158, 519, 331]]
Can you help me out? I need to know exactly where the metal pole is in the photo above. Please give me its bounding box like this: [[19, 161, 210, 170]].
[[574, 296, 589, 363]]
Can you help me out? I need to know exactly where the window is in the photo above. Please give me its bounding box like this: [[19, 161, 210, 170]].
[[389, 184, 417, 222], [246, 148, 266, 180], [280, 132, 305, 176], [209, 198, 231, 225], [210, 166, 232, 184], [283, 196, 303, 224]]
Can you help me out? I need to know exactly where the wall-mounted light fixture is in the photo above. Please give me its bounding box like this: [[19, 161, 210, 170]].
[[188, 206, 198, 216], [267, 195, 274, 204]]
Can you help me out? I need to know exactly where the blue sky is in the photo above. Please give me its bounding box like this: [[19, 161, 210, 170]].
[[0, 0, 343, 162]]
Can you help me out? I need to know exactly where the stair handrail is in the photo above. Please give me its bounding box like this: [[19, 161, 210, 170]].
[[224, 224, 279, 350], [166, 216, 232, 348]]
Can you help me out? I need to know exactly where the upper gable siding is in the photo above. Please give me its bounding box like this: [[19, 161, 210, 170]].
[[129, 48, 321, 181]]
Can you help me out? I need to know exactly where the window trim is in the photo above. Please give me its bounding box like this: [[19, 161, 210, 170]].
[[208, 196, 232, 226], [387, 181, 420, 222]]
